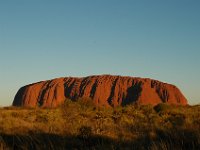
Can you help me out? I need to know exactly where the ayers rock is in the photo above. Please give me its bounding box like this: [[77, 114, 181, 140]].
[[13, 75, 188, 107]]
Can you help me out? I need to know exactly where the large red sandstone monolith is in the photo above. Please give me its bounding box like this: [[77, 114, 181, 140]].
[[13, 75, 188, 107]]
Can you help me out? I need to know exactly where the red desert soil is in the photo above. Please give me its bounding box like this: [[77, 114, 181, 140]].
[[13, 75, 188, 107]]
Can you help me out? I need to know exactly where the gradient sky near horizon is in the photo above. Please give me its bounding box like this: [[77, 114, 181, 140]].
[[0, 0, 200, 106]]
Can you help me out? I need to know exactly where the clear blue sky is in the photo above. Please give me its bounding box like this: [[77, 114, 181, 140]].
[[0, 0, 199, 106]]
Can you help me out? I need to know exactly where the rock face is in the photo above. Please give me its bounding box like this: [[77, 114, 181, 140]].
[[13, 75, 188, 107]]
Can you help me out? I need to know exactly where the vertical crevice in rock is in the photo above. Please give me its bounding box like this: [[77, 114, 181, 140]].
[[107, 77, 119, 106], [122, 80, 142, 106], [64, 78, 76, 100], [79, 77, 89, 97], [90, 79, 98, 99], [37, 81, 52, 107]]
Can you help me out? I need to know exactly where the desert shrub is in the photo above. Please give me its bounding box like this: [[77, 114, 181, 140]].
[[140, 104, 155, 116], [78, 126, 92, 139], [168, 114, 186, 127], [61, 98, 79, 119], [35, 114, 48, 123], [112, 110, 122, 124], [95, 112, 105, 119], [77, 97, 95, 110], [154, 103, 171, 113], [63, 98, 73, 107], [11, 112, 20, 118]]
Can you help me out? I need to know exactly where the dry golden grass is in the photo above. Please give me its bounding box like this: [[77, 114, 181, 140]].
[[0, 100, 200, 149]]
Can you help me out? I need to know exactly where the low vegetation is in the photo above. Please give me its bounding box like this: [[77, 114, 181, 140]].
[[0, 99, 200, 149]]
